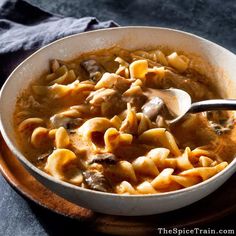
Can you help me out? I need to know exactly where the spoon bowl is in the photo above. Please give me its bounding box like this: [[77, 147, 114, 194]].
[[160, 88, 236, 124]]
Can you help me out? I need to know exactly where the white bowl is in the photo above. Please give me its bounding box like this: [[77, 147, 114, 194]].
[[1, 27, 236, 216]]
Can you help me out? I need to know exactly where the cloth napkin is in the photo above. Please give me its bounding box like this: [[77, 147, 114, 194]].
[[0, 0, 118, 87]]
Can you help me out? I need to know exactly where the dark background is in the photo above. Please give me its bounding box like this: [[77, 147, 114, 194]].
[[29, 0, 236, 53], [1, 0, 236, 235]]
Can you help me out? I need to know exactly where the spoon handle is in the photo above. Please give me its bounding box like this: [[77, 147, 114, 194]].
[[189, 99, 236, 113]]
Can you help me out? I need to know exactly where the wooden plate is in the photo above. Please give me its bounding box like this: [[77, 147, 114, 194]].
[[0, 134, 236, 235]]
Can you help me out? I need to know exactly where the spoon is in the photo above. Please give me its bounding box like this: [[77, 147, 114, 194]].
[[146, 88, 236, 124]]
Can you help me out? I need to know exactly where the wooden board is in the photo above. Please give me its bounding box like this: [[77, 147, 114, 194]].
[[0, 134, 236, 236]]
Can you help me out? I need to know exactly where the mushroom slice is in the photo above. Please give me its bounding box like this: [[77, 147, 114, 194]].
[[37, 150, 53, 163], [142, 97, 174, 121], [66, 118, 84, 129], [142, 97, 165, 120], [50, 113, 83, 129], [81, 59, 102, 82], [89, 153, 118, 165], [83, 170, 111, 192]]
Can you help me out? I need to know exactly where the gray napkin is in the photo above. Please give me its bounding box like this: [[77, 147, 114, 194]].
[[0, 0, 118, 86]]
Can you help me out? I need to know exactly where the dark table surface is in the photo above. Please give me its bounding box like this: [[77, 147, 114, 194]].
[[1, 0, 236, 235]]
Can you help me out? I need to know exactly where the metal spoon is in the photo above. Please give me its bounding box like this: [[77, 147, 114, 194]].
[[146, 88, 236, 124]]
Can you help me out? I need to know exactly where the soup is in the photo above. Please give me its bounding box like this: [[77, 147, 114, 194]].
[[14, 47, 236, 194]]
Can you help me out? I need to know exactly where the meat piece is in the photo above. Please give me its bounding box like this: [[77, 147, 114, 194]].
[[123, 94, 147, 111], [83, 170, 111, 192], [142, 97, 164, 120], [50, 114, 83, 129], [86, 88, 126, 117], [81, 59, 102, 82], [95, 73, 132, 92], [122, 85, 147, 111], [90, 153, 118, 165], [86, 88, 117, 105]]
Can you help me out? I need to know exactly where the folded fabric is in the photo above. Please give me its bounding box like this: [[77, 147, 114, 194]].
[[0, 0, 118, 86]]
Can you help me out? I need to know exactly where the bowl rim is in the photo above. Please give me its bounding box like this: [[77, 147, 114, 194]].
[[1, 26, 236, 199]]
